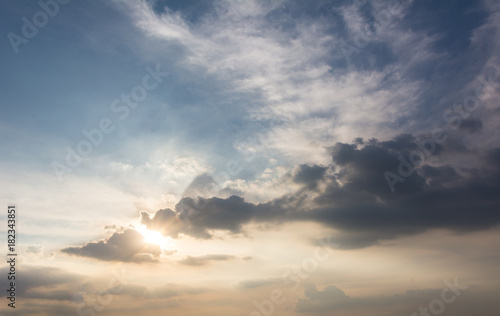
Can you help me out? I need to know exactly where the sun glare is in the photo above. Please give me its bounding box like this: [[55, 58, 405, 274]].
[[136, 225, 176, 252], [142, 229, 163, 245]]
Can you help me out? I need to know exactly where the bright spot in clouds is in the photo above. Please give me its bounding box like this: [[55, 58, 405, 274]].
[[136, 224, 176, 252]]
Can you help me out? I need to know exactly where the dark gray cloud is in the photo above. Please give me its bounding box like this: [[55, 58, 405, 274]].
[[316, 232, 383, 250], [293, 164, 328, 189], [420, 165, 461, 187], [459, 118, 483, 133], [296, 284, 352, 313], [302, 136, 500, 248], [61, 229, 161, 263], [179, 254, 235, 266], [0, 264, 206, 316], [0, 303, 77, 316], [295, 283, 500, 316], [141, 195, 292, 239], [327, 135, 432, 198], [0, 265, 83, 304], [294, 283, 443, 314], [295, 283, 479, 314], [141, 134, 500, 249], [25, 289, 73, 301]]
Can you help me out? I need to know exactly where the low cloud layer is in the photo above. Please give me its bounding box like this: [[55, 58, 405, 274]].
[[140, 134, 500, 249], [295, 282, 500, 316], [61, 229, 161, 263], [179, 254, 236, 266], [0, 265, 82, 303]]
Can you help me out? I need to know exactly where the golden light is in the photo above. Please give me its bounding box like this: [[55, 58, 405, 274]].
[[141, 229, 163, 245], [135, 224, 177, 252]]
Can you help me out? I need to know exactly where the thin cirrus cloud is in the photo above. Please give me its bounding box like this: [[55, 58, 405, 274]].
[[117, 0, 500, 166]]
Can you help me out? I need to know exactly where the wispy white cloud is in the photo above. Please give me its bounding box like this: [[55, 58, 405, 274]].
[[117, 0, 446, 170]]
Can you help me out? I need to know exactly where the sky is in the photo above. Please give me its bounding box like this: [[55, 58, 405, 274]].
[[1, 0, 500, 315]]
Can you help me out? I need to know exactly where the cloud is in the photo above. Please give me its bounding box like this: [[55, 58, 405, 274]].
[[0, 264, 207, 315], [117, 0, 422, 164], [54, 0, 500, 260], [293, 164, 328, 189], [106, 0, 500, 190], [0, 265, 83, 302], [0, 303, 77, 316], [458, 118, 483, 133], [179, 254, 236, 266], [181, 173, 220, 199], [296, 284, 352, 313], [140, 133, 500, 249], [110, 282, 207, 299], [302, 136, 500, 248], [295, 283, 445, 313], [25, 289, 73, 301], [26, 245, 43, 255], [61, 229, 161, 263], [141, 194, 289, 239], [237, 277, 282, 289], [295, 283, 500, 315]]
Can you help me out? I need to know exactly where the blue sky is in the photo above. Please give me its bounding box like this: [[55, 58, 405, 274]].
[[1, 1, 500, 315]]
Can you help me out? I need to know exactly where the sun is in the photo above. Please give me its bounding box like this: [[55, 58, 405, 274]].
[[141, 229, 164, 245], [135, 225, 176, 252]]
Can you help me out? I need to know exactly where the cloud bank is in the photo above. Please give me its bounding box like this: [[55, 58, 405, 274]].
[[61, 229, 161, 263], [139, 134, 500, 250]]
